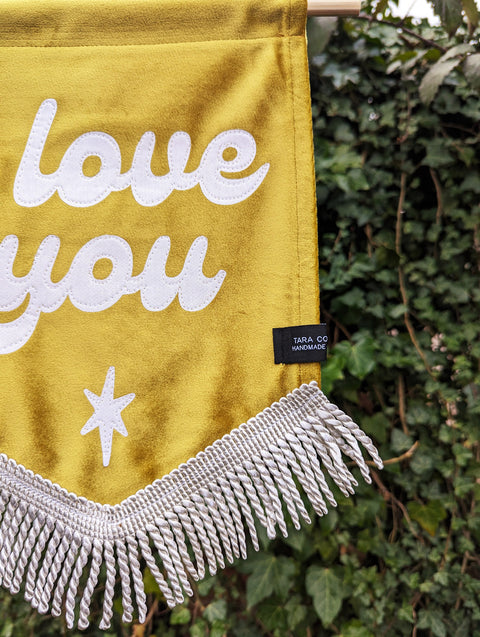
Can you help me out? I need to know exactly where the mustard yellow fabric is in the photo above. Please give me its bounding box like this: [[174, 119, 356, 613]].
[[0, 0, 319, 504]]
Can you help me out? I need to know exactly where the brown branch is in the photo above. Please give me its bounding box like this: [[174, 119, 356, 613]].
[[455, 496, 476, 610], [371, 470, 422, 540], [429, 168, 444, 226], [395, 173, 435, 377], [131, 624, 146, 637], [373, 383, 387, 411], [465, 551, 480, 566], [401, 294, 434, 376], [348, 440, 419, 468], [411, 590, 423, 637], [440, 515, 454, 570], [383, 440, 419, 466], [355, 13, 447, 52], [398, 375, 409, 435], [397, 89, 413, 144], [322, 306, 352, 341], [395, 172, 407, 255], [442, 122, 479, 135], [133, 599, 159, 635], [474, 224, 480, 271], [455, 552, 469, 610]]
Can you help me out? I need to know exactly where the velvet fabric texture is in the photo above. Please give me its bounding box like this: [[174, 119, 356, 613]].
[[0, 0, 320, 505]]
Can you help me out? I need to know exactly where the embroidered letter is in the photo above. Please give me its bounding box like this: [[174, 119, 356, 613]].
[[14, 99, 270, 208]]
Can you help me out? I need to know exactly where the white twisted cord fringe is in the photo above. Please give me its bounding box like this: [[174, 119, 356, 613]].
[[0, 381, 383, 628]]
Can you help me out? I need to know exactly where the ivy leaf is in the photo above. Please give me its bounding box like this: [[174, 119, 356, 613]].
[[321, 354, 345, 394], [190, 618, 208, 637], [246, 556, 274, 607], [422, 138, 455, 167], [196, 575, 216, 597], [305, 566, 343, 626], [361, 413, 388, 444], [246, 555, 296, 607], [209, 620, 228, 637], [210, 620, 229, 637], [256, 601, 289, 632], [347, 337, 376, 379], [408, 501, 447, 536], [284, 595, 308, 630], [203, 600, 227, 624], [464, 53, 480, 90], [340, 619, 376, 637], [419, 58, 462, 105], [169, 605, 191, 625], [417, 609, 448, 637]]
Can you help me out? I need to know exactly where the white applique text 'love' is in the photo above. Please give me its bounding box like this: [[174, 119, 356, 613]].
[[14, 99, 270, 208]]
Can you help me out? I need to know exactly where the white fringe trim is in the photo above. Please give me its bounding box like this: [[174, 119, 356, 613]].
[[0, 381, 382, 628]]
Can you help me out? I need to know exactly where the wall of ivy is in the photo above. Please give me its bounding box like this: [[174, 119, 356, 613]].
[[0, 7, 479, 637]]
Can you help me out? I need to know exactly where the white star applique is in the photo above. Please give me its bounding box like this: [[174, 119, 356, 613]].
[[81, 367, 135, 467]]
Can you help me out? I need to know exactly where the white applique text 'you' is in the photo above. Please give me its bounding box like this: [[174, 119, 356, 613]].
[[13, 99, 270, 208], [0, 234, 226, 354]]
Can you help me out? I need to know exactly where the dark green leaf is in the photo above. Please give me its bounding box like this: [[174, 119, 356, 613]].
[[306, 566, 343, 626], [346, 337, 376, 379], [246, 555, 296, 607], [256, 602, 289, 632], [190, 619, 208, 637], [340, 619, 376, 637], [203, 600, 227, 624], [408, 501, 447, 536], [210, 620, 228, 637], [170, 605, 191, 625], [432, 0, 463, 35], [284, 596, 308, 630]]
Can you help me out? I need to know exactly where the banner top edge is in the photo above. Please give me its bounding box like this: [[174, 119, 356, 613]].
[[0, 0, 308, 48]]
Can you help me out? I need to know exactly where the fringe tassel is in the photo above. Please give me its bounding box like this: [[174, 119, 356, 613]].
[[0, 382, 383, 627]]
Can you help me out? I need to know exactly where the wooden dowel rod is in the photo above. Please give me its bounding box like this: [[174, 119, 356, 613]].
[[307, 0, 361, 16]]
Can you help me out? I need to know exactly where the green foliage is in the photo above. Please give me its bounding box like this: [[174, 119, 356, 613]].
[[419, 48, 470, 105], [305, 567, 344, 627], [1, 9, 480, 637], [432, 0, 464, 35], [242, 554, 297, 608]]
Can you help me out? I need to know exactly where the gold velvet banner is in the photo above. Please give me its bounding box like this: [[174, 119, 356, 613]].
[[0, 0, 381, 628]]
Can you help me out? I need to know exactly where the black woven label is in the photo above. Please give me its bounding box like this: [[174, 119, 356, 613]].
[[273, 324, 328, 364]]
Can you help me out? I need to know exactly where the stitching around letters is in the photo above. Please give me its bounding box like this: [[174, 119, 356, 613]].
[[13, 99, 270, 209], [0, 234, 226, 354]]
